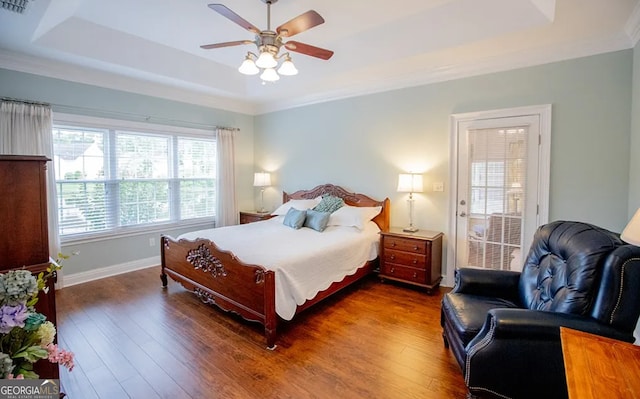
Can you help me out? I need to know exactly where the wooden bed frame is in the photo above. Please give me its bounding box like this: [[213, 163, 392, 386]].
[[160, 184, 390, 348]]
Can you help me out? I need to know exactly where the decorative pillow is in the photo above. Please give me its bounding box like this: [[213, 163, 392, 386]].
[[283, 208, 306, 229], [328, 205, 382, 229], [313, 195, 345, 213], [303, 210, 331, 232], [271, 197, 321, 216]]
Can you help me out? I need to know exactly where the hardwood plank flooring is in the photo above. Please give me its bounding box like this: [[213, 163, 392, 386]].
[[57, 267, 467, 399]]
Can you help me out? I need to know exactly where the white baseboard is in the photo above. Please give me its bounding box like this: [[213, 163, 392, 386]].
[[59, 256, 160, 288]]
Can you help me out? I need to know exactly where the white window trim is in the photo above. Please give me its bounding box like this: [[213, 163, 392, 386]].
[[53, 112, 216, 245]]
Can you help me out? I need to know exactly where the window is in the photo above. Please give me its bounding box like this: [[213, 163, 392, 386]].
[[52, 117, 216, 239]]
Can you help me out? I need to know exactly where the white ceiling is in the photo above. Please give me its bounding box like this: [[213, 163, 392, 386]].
[[0, 0, 639, 115]]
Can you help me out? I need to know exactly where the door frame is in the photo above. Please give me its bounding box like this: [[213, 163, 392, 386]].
[[445, 104, 552, 287]]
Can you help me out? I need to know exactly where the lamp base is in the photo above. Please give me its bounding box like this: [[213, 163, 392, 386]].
[[402, 226, 419, 233], [257, 209, 269, 214]]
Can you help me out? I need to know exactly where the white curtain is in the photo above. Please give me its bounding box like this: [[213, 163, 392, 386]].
[[215, 128, 238, 226], [0, 100, 61, 258]]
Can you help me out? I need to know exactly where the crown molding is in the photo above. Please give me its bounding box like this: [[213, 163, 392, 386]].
[[0, 49, 257, 115], [0, 29, 633, 117], [626, 1, 640, 47], [254, 33, 633, 114]]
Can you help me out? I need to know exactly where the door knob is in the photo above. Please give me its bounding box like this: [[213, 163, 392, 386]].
[[459, 211, 467, 217]]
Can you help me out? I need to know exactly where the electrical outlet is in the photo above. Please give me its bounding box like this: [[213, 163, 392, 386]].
[[149, 237, 156, 247], [433, 182, 444, 192]]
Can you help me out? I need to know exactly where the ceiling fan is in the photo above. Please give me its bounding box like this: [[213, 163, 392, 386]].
[[200, 0, 334, 82]]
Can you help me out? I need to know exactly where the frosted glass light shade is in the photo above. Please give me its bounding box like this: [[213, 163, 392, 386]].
[[622, 208, 640, 246], [238, 57, 259, 75], [253, 172, 271, 187], [260, 68, 280, 82], [256, 51, 277, 69], [397, 174, 424, 193], [277, 59, 298, 76]]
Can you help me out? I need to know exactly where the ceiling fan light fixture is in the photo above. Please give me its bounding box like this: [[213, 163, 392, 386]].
[[255, 51, 277, 69], [260, 68, 280, 82], [277, 55, 298, 76], [238, 54, 260, 75]]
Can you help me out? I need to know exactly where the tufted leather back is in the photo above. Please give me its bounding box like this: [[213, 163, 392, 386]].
[[519, 221, 623, 315]]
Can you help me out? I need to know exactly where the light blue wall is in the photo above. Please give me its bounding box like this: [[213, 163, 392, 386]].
[[0, 68, 255, 276], [255, 50, 633, 277], [630, 42, 640, 217]]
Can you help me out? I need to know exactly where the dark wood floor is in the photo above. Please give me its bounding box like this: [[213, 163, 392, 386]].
[[56, 267, 468, 399]]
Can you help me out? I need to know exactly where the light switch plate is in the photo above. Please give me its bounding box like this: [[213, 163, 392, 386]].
[[433, 182, 444, 192]]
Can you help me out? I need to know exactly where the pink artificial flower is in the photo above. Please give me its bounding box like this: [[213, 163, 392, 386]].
[[46, 343, 74, 372], [7, 374, 24, 379]]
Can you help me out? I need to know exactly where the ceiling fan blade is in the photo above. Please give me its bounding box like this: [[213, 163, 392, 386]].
[[285, 41, 334, 60], [208, 4, 260, 34], [200, 40, 254, 50], [277, 10, 325, 37]]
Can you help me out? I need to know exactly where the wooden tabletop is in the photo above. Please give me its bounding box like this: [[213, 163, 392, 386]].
[[560, 327, 640, 399]]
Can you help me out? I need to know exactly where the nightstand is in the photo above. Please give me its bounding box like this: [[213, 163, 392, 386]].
[[379, 228, 443, 293], [239, 211, 274, 224]]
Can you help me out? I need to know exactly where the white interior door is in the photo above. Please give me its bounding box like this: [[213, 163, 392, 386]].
[[448, 106, 551, 284]]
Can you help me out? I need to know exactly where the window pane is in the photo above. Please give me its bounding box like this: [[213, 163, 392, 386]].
[[57, 182, 107, 235], [116, 133, 170, 178], [119, 181, 170, 225], [53, 127, 105, 180], [180, 179, 216, 219], [179, 138, 216, 178]]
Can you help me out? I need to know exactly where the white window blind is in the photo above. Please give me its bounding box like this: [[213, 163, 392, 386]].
[[52, 121, 216, 239]]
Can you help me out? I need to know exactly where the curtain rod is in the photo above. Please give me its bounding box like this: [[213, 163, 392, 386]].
[[1, 97, 50, 106], [1, 97, 239, 131]]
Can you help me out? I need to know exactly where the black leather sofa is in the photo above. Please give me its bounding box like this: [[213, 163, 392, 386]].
[[441, 221, 640, 399]]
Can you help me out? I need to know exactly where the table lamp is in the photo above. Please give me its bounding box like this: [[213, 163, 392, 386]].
[[621, 208, 640, 246], [253, 172, 271, 213], [397, 173, 424, 232]]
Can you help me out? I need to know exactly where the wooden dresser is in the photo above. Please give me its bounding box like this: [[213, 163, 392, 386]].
[[0, 155, 59, 379], [239, 211, 274, 224], [379, 228, 443, 293]]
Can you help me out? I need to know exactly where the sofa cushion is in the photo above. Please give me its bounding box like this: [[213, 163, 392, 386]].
[[442, 293, 519, 347]]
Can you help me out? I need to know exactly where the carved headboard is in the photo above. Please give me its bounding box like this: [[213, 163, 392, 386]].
[[283, 184, 390, 231]]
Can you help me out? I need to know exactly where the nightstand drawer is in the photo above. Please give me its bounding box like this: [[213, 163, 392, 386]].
[[380, 263, 426, 284], [383, 236, 427, 254], [384, 249, 426, 267]]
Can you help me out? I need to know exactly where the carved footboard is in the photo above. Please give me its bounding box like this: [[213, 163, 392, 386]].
[[160, 235, 277, 348]]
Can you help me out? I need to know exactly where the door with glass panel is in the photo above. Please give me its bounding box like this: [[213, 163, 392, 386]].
[[455, 115, 541, 272]]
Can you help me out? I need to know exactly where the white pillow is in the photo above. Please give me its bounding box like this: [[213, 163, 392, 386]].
[[271, 197, 322, 216], [328, 205, 382, 229]]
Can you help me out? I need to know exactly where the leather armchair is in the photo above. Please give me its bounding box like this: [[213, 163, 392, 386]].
[[441, 221, 640, 399]]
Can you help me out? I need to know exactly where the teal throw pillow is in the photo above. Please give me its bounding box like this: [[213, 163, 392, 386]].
[[283, 208, 306, 229], [304, 210, 331, 232], [313, 195, 345, 213]]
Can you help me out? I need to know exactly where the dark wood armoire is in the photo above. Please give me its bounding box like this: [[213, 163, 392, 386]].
[[0, 155, 59, 379]]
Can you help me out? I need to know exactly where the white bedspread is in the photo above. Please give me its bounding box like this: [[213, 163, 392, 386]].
[[179, 216, 380, 320]]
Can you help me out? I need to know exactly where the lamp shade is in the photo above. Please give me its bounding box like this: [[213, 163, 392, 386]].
[[256, 51, 277, 69], [621, 208, 640, 246], [277, 57, 298, 76], [238, 56, 259, 75], [397, 174, 424, 193], [260, 68, 280, 82], [253, 172, 271, 187]]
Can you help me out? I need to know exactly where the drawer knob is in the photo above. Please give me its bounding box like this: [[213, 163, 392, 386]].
[[390, 267, 395, 273], [413, 272, 417, 278], [412, 259, 417, 264], [391, 242, 396, 247], [390, 255, 395, 260], [413, 245, 418, 250]]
